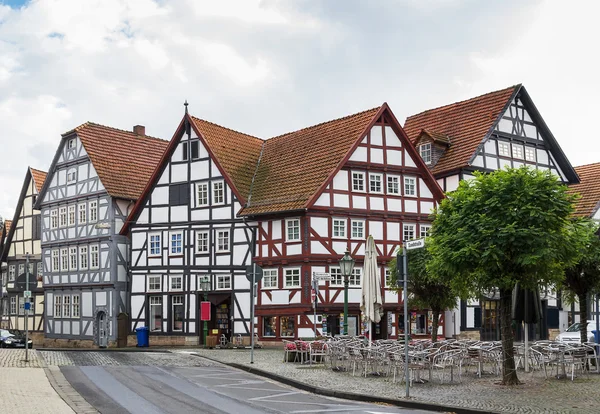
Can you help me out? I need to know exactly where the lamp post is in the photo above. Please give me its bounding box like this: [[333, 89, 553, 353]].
[[199, 276, 211, 346], [339, 249, 355, 336]]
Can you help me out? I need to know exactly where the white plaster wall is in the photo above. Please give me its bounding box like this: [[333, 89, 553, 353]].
[[370, 197, 384, 210], [152, 186, 169, 205], [287, 244, 302, 255], [314, 193, 329, 207], [371, 148, 384, 164], [272, 221, 281, 240], [352, 196, 366, 209], [370, 221, 383, 239], [404, 152, 417, 168], [387, 149, 402, 166], [370, 126, 383, 146], [349, 146, 367, 162], [405, 200, 418, 213], [333, 170, 348, 190], [385, 127, 402, 147], [153, 207, 168, 223], [387, 198, 402, 212], [311, 217, 327, 235], [333, 193, 349, 208], [171, 164, 188, 183]]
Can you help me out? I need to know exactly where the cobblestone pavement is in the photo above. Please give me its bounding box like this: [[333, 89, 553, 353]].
[[0, 348, 41, 367], [39, 350, 221, 367], [180, 348, 600, 414]]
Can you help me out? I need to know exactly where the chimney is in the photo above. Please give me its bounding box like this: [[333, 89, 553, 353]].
[[133, 125, 145, 136]]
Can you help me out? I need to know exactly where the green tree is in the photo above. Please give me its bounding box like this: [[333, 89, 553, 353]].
[[428, 167, 578, 385], [559, 219, 600, 343]]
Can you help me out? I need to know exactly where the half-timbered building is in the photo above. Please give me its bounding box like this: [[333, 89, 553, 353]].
[[0, 219, 12, 329], [404, 84, 580, 341], [121, 113, 261, 346], [0, 168, 46, 340], [34, 123, 167, 347]]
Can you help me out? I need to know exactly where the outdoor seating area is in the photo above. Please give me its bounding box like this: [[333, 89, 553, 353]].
[[282, 337, 600, 385]]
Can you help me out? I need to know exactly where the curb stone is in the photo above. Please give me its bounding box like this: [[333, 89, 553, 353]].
[[190, 353, 496, 414]]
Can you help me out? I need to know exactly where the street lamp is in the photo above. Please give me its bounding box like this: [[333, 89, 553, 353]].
[[339, 248, 355, 336], [199, 276, 211, 346]]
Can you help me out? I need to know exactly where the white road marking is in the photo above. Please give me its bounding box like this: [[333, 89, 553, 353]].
[[248, 390, 302, 401]]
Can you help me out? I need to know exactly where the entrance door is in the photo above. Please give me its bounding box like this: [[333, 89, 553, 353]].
[[480, 301, 500, 341], [97, 311, 108, 348]]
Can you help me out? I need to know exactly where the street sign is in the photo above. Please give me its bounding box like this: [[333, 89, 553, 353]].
[[406, 238, 425, 250], [245, 265, 263, 283], [312, 272, 332, 281], [24, 302, 31, 311], [24, 291, 31, 298], [311, 289, 316, 302], [200, 301, 211, 321]]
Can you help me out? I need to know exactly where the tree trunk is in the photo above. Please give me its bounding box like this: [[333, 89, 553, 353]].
[[578, 293, 589, 343], [499, 288, 519, 385], [431, 308, 440, 343]]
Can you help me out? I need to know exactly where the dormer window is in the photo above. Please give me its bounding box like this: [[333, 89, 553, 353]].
[[419, 143, 432, 164], [67, 171, 77, 183], [67, 139, 75, 149]]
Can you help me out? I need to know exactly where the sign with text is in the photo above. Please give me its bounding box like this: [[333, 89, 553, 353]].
[[406, 238, 425, 250], [312, 272, 332, 281], [200, 301, 211, 321]]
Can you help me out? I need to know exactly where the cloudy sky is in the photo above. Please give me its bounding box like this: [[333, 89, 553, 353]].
[[1, 0, 599, 220]]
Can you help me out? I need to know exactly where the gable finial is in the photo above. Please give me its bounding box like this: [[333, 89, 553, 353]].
[[184, 100, 189, 114]]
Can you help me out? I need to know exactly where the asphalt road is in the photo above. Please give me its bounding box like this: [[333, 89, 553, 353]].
[[46, 351, 435, 414]]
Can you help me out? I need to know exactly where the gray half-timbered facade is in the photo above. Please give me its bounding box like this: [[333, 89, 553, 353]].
[[122, 114, 260, 345], [404, 84, 580, 341], [35, 123, 167, 346]]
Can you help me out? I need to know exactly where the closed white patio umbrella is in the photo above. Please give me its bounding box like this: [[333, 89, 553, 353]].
[[361, 235, 384, 344]]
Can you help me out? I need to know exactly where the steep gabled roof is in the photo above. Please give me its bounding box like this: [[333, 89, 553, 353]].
[[404, 85, 519, 176], [30, 168, 47, 193], [568, 163, 600, 218], [239, 107, 382, 215], [190, 117, 264, 203]]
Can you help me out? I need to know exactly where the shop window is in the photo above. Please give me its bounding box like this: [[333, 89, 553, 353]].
[[149, 296, 162, 331], [263, 316, 276, 337], [280, 316, 295, 337], [172, 296, 184, 332]]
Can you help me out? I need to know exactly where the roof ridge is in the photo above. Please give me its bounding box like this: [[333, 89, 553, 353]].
[[406, 84, 521, 120], [62, 121, 168, 143], [267, 106, 381, 142], [574, 162, 600, 170], [190, 116, 264, 143], [29, 167, 47, 175]]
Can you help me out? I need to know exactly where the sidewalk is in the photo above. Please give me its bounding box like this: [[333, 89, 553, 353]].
[[181, 348, 600, 414]]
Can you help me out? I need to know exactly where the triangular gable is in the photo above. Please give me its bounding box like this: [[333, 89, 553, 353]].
[[1, 168, 35, 261]]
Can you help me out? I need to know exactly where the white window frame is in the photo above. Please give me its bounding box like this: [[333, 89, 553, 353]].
[[196, 182, 209, 207], [51, 250, 59, 272], [403, 224, 416, 242], [351, 220, 365, 240], [404, 176, 416, 196], [60, 248, 69, 271], [262, 269, 278, 289], [63, 295, 71, 318], [148, 275, 161, 292], [332, 218, 346, 238], [284, 268, 301, 288], [420, 143, 432, 164], [369, 173, 383, 194], [72, 295, 80, 318], [196, 231, 209, 254], [90, 245, 100, 270], [512, 143, 524, 160], [498, 141, 510, 157], [18, 297, 24, 316], [10, 296, 17, 315], [67, 138, 75, 149], [79, 246, 88, 270], [212, 180, 225, 205], [8, 265, 15, 281], [216, 230, 230, 252], [170, 275, 183, 291], [18, 264, 24, 276], [169, 231, 183, 256], [67, 171, 77, 183], [172, 295, 184, 332], [525, 146, 536, 162], [50, 209, 58, 229], [69, 247, 77, 271], [148, 233, 161, 257], [216, 274, 232, 290], [420, 225, 431, 238], [59, 207, 67, 227], [349, 268, 361, 286], [387, 175, 400, 195], [286, 218, 301, 242], [89, 200, 98, 223], [54, 295, 62, 318], [149, 296, 162, 332], [78, 203, 87, 224], [330, 267, 343, 286], [352, 171, 365, 192], [37, 262, 43, 277]]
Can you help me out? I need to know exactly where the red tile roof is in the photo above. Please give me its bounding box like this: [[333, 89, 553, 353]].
[[30, 168, 47, 193], [190, 117, 263, 203], [404, 85, 519, 176], [568, 163, 600, 217], [4, 220, 11, 235], [68, 123, 168, 201], [239, 107, 381, 215]]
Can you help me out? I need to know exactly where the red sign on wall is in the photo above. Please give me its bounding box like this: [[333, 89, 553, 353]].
[[200, 301, 211, 321]]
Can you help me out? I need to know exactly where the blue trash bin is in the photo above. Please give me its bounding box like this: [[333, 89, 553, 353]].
[[593, 330, 600, 344], [136, 327, 149, 347]]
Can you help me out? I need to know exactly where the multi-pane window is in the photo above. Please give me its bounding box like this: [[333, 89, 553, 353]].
[[68, 139, 75, 149], [67, 171, 77, 183], [351, 220, 364, 239], [37, 262, 43, 276], [404, 177, 416, 196], [349, 268, 362, 286], [89, 200, 98, 223], [28, 263, 34, 276], [79, 246, 88, 270], [403, 224, 415, 241], [69, 247, 77, 271], [498, 141, 510, 157], [190, 140, 200, 160], [54, 295, 62, 318], [217, 274, 232, 290], [212, 181, 224, 205], [196, 182, 208, 207], [420, 225, 431, 238], [284, 268, 301, 287], [149, 234, 161, 256], [170, 275, 183, 291], [286, 219, 300, 241], [148, 275, 161, 292], [72, 295, 80, 318], [512, 144, 524, 159], [385, 268, 392, 288], [196, 231, 209, 253], [262, 269, 278, 288], [51, 250, 59, 272], [525, 146, 536, 162], [78, 203, 87, 224], [369, 173, 383, 193], [149, 296, 162, 331], [18, 264, 24, 275], [63, 295, 71, 318], [51, 209, 58, 229], [172, 296, 184, 331], [59, 207, 67, 227], [8, 265, 15, 281], [333, 219, 346, 238], [90, 245, 99, 269], [60, 248, 69, 271], [216, 230, 229, 252], [387, 175, 400, 194], [352, 172, 365, 192], [10, 296, 16, 314], [18, 297, 24, 315], [420, 143, 432, 164], [330, 267, 343, 286], [170, 232, 183, 255]]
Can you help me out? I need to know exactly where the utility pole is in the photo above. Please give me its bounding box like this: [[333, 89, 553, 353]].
[[24, 252, 30, 362]]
